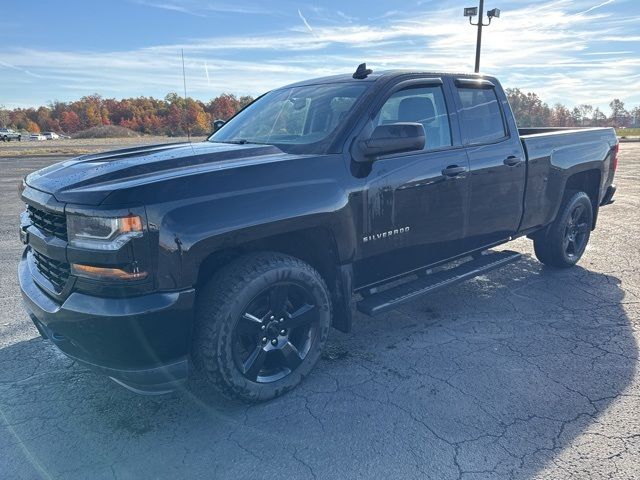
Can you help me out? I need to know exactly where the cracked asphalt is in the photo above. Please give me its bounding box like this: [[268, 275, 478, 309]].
[[1, 144, 638, 480]]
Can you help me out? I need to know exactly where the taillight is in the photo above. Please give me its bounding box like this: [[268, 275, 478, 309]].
[[612, 143, 619, 172]]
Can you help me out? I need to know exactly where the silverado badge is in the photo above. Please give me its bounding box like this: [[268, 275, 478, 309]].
[[362, 226, 410, 243]]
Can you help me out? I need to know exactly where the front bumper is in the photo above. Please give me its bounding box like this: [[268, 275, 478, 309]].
[[19, 250, 196, 394]]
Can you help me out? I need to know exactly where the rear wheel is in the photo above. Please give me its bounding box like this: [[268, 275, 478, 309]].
[[533, 191, 592, 268], [194, 252, 331, 402]]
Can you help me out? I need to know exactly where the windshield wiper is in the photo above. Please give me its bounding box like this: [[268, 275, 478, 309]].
[[211, 139, 265, 145]]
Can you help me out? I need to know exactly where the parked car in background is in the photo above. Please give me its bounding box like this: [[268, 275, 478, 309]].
[[43, 132, 60, 140], [29, 134, 46, 141], [0, 128, 21, 141]]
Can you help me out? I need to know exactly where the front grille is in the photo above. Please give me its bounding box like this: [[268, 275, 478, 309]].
[[27, 205, 67, 240], [32, 250, 70, 293]]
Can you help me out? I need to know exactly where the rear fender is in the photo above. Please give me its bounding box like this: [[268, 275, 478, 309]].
[[545, 141, 608, 224]]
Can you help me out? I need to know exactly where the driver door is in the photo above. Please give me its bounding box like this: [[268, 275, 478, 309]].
[[354, 78, 470, 287]]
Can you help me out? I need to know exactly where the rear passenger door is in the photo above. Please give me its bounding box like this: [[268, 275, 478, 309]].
[[453, 78, 526, 250]]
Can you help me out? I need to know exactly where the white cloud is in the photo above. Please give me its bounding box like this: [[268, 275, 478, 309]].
[[133, 0, 206, 17], [1, 0, 638, 109], [133, 0, 273, 16]]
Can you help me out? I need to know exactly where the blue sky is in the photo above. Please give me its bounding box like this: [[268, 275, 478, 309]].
[[1, 0, 638, 111]]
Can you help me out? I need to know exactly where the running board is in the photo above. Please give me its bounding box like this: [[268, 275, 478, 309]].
[[356, 250, 522, 316]]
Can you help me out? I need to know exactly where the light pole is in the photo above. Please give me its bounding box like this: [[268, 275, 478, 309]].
[[464, 2, 501, 73]]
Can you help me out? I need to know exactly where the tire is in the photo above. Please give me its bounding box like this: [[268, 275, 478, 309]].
[[533, 191, 593, 268], [194, 252, 332, 402]]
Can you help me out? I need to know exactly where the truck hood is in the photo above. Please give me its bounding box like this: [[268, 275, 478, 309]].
[[25, 141, 291, 205]]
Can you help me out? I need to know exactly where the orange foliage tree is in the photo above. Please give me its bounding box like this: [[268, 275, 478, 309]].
[[3, 92, 254, 136]]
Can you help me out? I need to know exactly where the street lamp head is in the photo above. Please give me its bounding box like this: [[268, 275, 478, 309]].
[[487, 8, 501, 18], [463, 7, 478, 17]]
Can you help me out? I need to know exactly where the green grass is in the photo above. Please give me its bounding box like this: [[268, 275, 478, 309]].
[[616, 128, 640, 137]]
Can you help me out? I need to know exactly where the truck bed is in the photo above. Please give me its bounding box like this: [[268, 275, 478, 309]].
[[518, 126, 617, 233]]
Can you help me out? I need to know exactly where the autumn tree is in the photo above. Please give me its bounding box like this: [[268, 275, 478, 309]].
[[631, 106, 640, 127], [592, 108, 606, 127], [25, 120, 40, 133], [572, 104, 593, 126], [550, 103, 575, 127], [60, 110, 82, 133], [505, 88, 551, 127], [207, 93, 239, 120], [609, 99, 629, 128], [0, 106, 9, 128]]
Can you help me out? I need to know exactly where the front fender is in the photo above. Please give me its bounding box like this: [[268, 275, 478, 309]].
[[147, 156, 357, 290]]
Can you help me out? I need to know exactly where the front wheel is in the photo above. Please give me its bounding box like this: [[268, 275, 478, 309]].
[[194, 252, 331, 402], [533, 191, 593, 268]]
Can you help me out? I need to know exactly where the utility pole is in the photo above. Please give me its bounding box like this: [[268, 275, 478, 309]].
[[474, 0, 484, 73], [464, 2, 501, 73]]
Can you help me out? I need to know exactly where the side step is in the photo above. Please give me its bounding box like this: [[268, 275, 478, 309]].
[[356, 250, 522, 316]]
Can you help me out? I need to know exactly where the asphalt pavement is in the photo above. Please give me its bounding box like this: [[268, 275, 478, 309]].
[[0, 146, 638, 479]]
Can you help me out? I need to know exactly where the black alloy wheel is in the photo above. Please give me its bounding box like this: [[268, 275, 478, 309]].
[[233, 282, 320, 383], [194, 252, 331, 402], [563, 203, 590, 261], [533, 191, 593, 268]]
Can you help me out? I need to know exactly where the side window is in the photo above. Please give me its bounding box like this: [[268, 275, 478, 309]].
[[374, 85, 452, 150], [456, 87, 506, 144]]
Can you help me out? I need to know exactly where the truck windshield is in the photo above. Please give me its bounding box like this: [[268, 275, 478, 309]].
[[208, 83, 368, 151]]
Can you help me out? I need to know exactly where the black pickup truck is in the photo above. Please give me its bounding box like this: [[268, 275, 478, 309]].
[[18, 67, 618, 400]]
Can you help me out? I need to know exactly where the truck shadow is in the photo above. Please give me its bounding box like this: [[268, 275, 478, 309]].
[[0, 255, 635, 479]]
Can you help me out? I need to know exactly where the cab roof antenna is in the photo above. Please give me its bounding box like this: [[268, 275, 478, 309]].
[[353, 63, 373, 79]]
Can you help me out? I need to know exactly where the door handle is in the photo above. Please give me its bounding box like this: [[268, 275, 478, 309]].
[[504, 156, 523, 166], [441, 165, 467, 177]]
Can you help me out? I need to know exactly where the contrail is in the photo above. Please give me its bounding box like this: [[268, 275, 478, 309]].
[[578, 0, 615, 15], [205, 61, 210, 85], [298, 9, 317, 37]]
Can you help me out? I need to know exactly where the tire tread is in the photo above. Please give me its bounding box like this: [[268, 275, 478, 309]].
[[533, 191, 592, 268], [194, 252, 330, 401]]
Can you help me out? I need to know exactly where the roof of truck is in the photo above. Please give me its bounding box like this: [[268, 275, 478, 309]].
[[282, 69, 496, 89]]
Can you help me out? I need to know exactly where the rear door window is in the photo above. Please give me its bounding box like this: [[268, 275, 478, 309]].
[[456, 87, 506, 144]]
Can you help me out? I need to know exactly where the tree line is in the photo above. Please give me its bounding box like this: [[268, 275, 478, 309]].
[[505, 88, 638, 129], [0, 93, 254, 136], [0, 89, 638, 136]]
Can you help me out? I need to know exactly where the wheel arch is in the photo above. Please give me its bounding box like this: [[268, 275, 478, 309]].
[[193, 226, 354, 333], [563, 168, 601, 229]]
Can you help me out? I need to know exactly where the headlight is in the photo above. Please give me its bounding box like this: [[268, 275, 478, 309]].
[[67, 214, 143, 250]]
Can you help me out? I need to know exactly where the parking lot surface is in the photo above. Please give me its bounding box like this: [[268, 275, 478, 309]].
[[1, 145, 638, 479]]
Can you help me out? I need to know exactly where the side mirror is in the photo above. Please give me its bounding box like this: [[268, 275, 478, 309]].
[[212, 119, 226, 132], [358, 123, 425, 160]]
